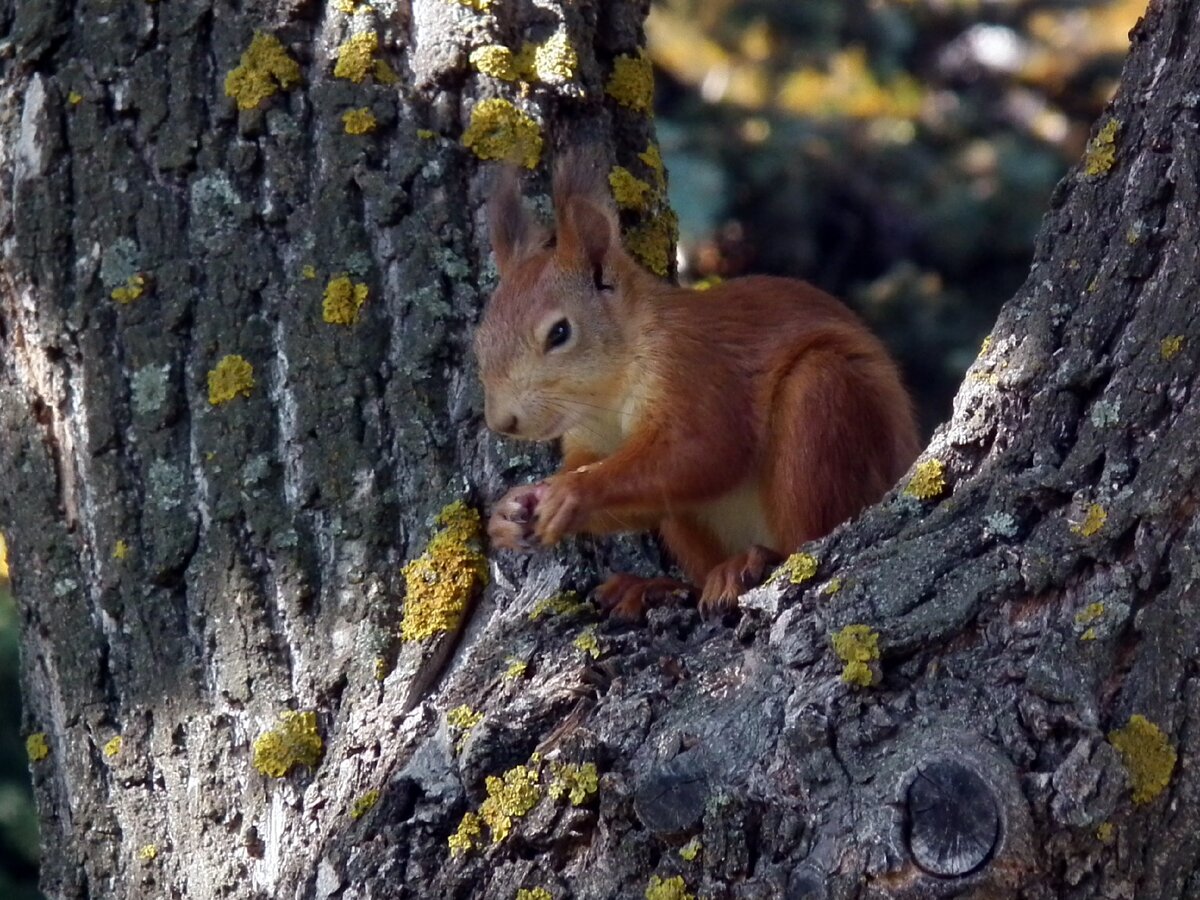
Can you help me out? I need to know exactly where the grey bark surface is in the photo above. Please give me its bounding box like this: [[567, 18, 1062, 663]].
[[2, 0, 1200, 899]]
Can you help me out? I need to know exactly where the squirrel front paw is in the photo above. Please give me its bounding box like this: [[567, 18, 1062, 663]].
[[533, 473, 591, 546], [488, 483, 546, 551]]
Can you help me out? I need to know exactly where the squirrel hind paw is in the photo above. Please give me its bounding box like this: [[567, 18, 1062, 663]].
[[698, 545, 784, 616], [593, 574, 693, 621]]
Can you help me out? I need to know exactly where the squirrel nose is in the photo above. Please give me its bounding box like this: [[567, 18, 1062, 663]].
[[485, 404, 519, 436]]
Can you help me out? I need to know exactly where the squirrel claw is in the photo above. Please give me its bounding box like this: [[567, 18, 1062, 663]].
[[594, 574, 694, 621], [699, 545, 784, 616], [488, 484, 546, 551]]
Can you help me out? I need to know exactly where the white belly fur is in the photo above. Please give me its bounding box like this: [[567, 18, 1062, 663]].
[[693, 480, 776, 557]]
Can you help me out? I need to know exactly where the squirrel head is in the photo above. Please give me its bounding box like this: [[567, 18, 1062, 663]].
[[475, 153, 638, 442]]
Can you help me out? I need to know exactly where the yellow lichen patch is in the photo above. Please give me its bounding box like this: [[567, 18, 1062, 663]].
[[480, 763, 541, 843], [374, 656, 390, 681], [68, 91, 83, 105], [1108, 714, 1176, 805], [224, 32, 302, 111], [609, 166, 652, 212], [573, 628, 602, 659], [113, 540, 130, 560], [533, 33, 577, 82], [448, 810, 482, 856], [548, 761, 598, 805], [625, 209, 678, 277], [679, 836, 702, 861], [1075, 602, 1105, 627], [462, 98, 543, 170], [207, 354, 255, 405], [335, 0, 359, 12], [980, 336, 993, 355], [1096, 821, 1115, 844], [470, 45, 518, 81], [301, 264, 317, 280], [1081, 627, 1098, 641], [516, 889, 553, 900], [1072, 503, 1108, 538], [26, 733, 49, 762], [1084, 118, 1120, 177], [779, 552, 818, 585], [645, 875, 694, 900], [111, 273, 146, 304], [831, 624, 880, 688], [138, 844, 158, 862], [449, 0, 493, 9], [322, 274, 370, 326], [373, 59, 399, 85], [342, 107, 378, 134], [103, 735, 123, 758], [607, 50, 654, 113], [691, 276, 722, 291], [252, 710, 324, 778], [351, 789, 380, 820], [529, 590, 587, 621], [1160, 335, 1185, 360], [447, 704, 484, 732], [638, 142, 666, 187], [504, 658, 528, 680], [334, 31, 379, 83], [904, 459, 946, 501], [0, 533, 8, 581], [417, 128, 437, 140], [399, 501, 488, 642], [821, 577, 843, 596]]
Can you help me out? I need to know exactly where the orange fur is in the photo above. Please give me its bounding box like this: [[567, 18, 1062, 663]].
[[476, 156, 920, 614]]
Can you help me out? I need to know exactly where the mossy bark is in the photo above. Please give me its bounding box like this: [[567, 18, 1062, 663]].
[[3, 0, 1200, 898]]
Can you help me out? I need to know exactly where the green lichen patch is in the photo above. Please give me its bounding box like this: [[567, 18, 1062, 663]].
[[548, 761, 598, 805], [26, 733, 49, 762], [609, 166, 652, 211], [400, 501, 488, 642], [529, 590, 587, 621], [1108, 714, 1176, 804], [831, 624, 880, 688], [1160, 335, 1185, 360], [573, 627, 602, 659], [607, 50, 654, 113], [645, 875, 694, 900], [252, 710, 324, 778], [351, 789, 380, 820], [103, 735, 123, 758], [462, 98, 543, 169], [1072, 503, 1107, 538], [626, 209, 678, 277], [1084, 118, 1120, 178], [479, 763, 541, 843], [778, 552, 818, 585], [334, 31, 379, 83], [904, 459, 946, 500], [342, 107, 378, 134], [322, 274, 369, 325], [679, 836, 702, 861], [207, 354, 255, 405], [224, 32, 302, 111], [111, 273, 147, 304]]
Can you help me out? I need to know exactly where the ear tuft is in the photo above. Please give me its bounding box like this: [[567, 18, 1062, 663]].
[[487, 167, 547, 276], [552, 148, 618, 272]]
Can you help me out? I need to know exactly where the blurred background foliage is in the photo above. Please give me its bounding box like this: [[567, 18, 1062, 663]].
[[0, 0, 1145, 894], [651, 0, 1146, 430]]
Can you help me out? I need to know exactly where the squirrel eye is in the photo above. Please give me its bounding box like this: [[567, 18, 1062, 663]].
[[545, 318, 572, 351], [593, 264, 613, 293]]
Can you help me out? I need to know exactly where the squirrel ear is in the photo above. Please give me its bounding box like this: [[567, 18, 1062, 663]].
[[558, 196, 617, 273], [487, 168, 546, 276]]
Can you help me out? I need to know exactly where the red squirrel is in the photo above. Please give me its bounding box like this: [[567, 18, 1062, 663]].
[[475, 154, 920, 618]]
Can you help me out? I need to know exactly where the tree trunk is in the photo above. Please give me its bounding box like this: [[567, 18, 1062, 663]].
[[5, 0, 1200, 898]]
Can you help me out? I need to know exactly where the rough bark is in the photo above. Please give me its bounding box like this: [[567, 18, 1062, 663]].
[[4, 0, 1200, 899]]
